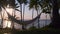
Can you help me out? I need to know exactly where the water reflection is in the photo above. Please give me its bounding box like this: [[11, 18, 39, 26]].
[[4, 33, 11, 34]]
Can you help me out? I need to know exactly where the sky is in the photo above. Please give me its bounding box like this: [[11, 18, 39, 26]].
[[0, 0, 51, 29], [15, 0, 51, 20], [0, 0, 51, 20], [23, 4, 50, 20]]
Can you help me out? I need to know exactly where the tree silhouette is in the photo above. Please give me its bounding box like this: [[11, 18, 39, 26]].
[[29, 0, 41, 28], [49, 0, 60, 28], [0, 0, 18, 29], [0, 0, 60, 29], [17, 0, 27, 30]]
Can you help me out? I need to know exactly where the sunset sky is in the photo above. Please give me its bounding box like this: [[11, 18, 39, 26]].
[[0, 0, 51, 20], [14, 0, 51, 20], [0, 0, 51, 29], [0, 5, 51, 20]]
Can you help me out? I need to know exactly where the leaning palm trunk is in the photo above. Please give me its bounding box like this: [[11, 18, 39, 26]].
[[2, 11, 5, 28], [45, 14, 47, 26], [20, 4, 22, 24], [36, 8, 42, 28], [37, 10, 40, 28], [11, 10, 15, 29], [32, 8, 34, 27], [1, 12, 3, 28]]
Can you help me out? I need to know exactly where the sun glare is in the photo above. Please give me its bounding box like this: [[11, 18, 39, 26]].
[[3, 5, 13, 28], [5, 21, 11, 28], [7, 21, 11, 28]]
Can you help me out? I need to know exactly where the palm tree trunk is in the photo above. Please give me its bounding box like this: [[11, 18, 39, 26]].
[[1, 12, 3, 28], [22, 4, 26, 30], [11, 10, 14, 29], [37, 10, 40, 28], [45, 14, 47, 26], [23, 4, 25, 22], [14, 11, 15, 29], [20, 4, 25, 30], [2, 11, 5, 28], [32, 8, 34, 27], [21, 4, 22, 23], [50, 0, 60, 28]]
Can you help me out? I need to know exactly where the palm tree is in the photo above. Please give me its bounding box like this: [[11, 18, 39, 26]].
[[29, 0, 41, 28], [22, 0, 27, 30], [0, 10, 3, 28], [7, 0, 16, 29], [29, 0, 53, 28], [0, 0, 17, 29], [41, 0, 60, 28], [32, 8, 34, 27], [0, 0, 22, 29], [11, 9, 15, 29], [0, 0, 8, 28], [17, 0, 27, 30], [49, 0, 60, 28], [39, 0, 60, 29], [0, 6, 3, 28]]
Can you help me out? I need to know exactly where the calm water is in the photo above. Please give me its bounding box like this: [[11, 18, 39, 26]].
[[12, 19, 51, 29], [4, 33, 11, 34], [26, 20, 51, 29], [0, 19, 51, 29]]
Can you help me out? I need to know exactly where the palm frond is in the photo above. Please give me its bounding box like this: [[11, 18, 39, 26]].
[[17, 0, 27, 4], [8, 0, 16, 8], [15, 9, 20, 12]]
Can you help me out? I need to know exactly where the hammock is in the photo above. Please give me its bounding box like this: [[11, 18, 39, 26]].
[[6, 12, 41, 25]]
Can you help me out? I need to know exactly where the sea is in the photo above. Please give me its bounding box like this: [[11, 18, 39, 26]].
[[26, 19, 51, 29], [0, 19, 51, 29]]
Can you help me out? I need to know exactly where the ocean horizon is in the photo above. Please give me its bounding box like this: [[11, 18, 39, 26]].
[[26, 19, 51, 29], [0, 19, 51, 29]]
